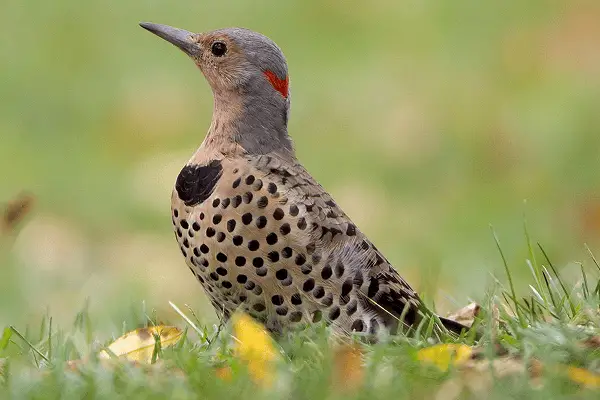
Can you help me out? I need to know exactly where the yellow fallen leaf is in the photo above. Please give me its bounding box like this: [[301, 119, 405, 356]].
[[567, 366, 600, 388], [417, 344, 472, 372], [99, 325, 183, 363], [232, 313, 278, 387], [332, 343, 364, 393]]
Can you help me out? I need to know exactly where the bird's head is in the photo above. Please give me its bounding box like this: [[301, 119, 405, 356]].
[[140, 22, 292, 155], [140, 23, 289, 105]]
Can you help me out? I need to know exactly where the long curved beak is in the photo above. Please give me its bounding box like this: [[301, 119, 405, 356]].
[[139, 22, 198, 56]]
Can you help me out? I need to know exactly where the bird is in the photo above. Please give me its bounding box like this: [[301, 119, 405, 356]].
[[140, 22, 466, 337]]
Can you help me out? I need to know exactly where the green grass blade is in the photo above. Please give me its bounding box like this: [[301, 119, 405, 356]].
[[491, 226, 525, 328], [538, 243, 576, 317]]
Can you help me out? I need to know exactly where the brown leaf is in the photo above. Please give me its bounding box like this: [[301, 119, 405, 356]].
[[2, 193, 34, 234], [446, 303, 481, 328]]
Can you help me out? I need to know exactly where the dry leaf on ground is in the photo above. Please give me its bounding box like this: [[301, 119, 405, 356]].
[[99, 325, 183, 363]]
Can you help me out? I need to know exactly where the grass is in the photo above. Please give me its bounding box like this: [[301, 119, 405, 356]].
[[2, 228, 600, 399]]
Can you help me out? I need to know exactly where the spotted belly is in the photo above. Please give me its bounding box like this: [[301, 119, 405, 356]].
[[171, 160, 384, 335]]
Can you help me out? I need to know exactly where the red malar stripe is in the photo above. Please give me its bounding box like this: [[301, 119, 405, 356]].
[[264, 70, 289, 98]]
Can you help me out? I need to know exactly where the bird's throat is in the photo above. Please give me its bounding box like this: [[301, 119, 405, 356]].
[[203, 90, 293, 157]]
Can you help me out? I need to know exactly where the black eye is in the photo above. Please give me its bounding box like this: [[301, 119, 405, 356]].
[[211, 41, 227, 57]]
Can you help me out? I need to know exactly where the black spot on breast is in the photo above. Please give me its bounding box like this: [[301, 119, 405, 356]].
[[297, 218, 307, 230], [321, 265, 332, 280], [173, 209, 179, 218], [267, 251, 279, 262], [271, 295, 283, 306], [212, 198, 220, 208], [301, 264, 312, 274], [295, 254, 306, 266], [227, 219, 236, 232], [281, 247, 292, 258], [321, 293, 333, 306], [279, 223, 291, 235], [216, 232, 225, 242], [291, 293, 302, 305], [367, 278, 380, 298], [237, 274, 247, 283], [276, 306, 288, 316], [289, 204, 299, 216], [235, 256, 246, 266], [216, 267, 228, 276], [232, 195, 242, 208], [242, 213, 253, 225], [221, 198, 230, 208], [289, 311, 302, 322], [245, 175, 255, 185], [180, 220, 189, 229], [243, 192, 253, 204], [248, 240, 260, 251], [256, 216, 267, 229], [341, 279, 353, 297], [329, 307, 341, 320], [253, 303, 265, 312], [257, 196, 268, 208], [216, 253, 227, 262], [267, 182, 278, 194], [273, 208, 284, 220], [212, 214, 222, 224], [275, 269, 288, 280], [351, 319, 364, 332], [253, 257, 264, 268], [175, 161, 222, 207], [266, 232, 278, 245], [302, 278, 315, 292], [313, 286, 325, 299], [233, 236, 243, 246], [200, 244, 209, 254], [232, 177, 241, 188], [222, 281, 232, 289]]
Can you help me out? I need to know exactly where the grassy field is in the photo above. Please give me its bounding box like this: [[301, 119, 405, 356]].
[[2, 0, 600, 397], [1, 238, 600, 399]]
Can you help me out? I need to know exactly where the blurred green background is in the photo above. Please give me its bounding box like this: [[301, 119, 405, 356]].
[[1, 0, 600, 331]]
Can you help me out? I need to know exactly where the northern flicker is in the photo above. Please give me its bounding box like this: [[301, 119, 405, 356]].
[[140, 22, 465, 336]]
